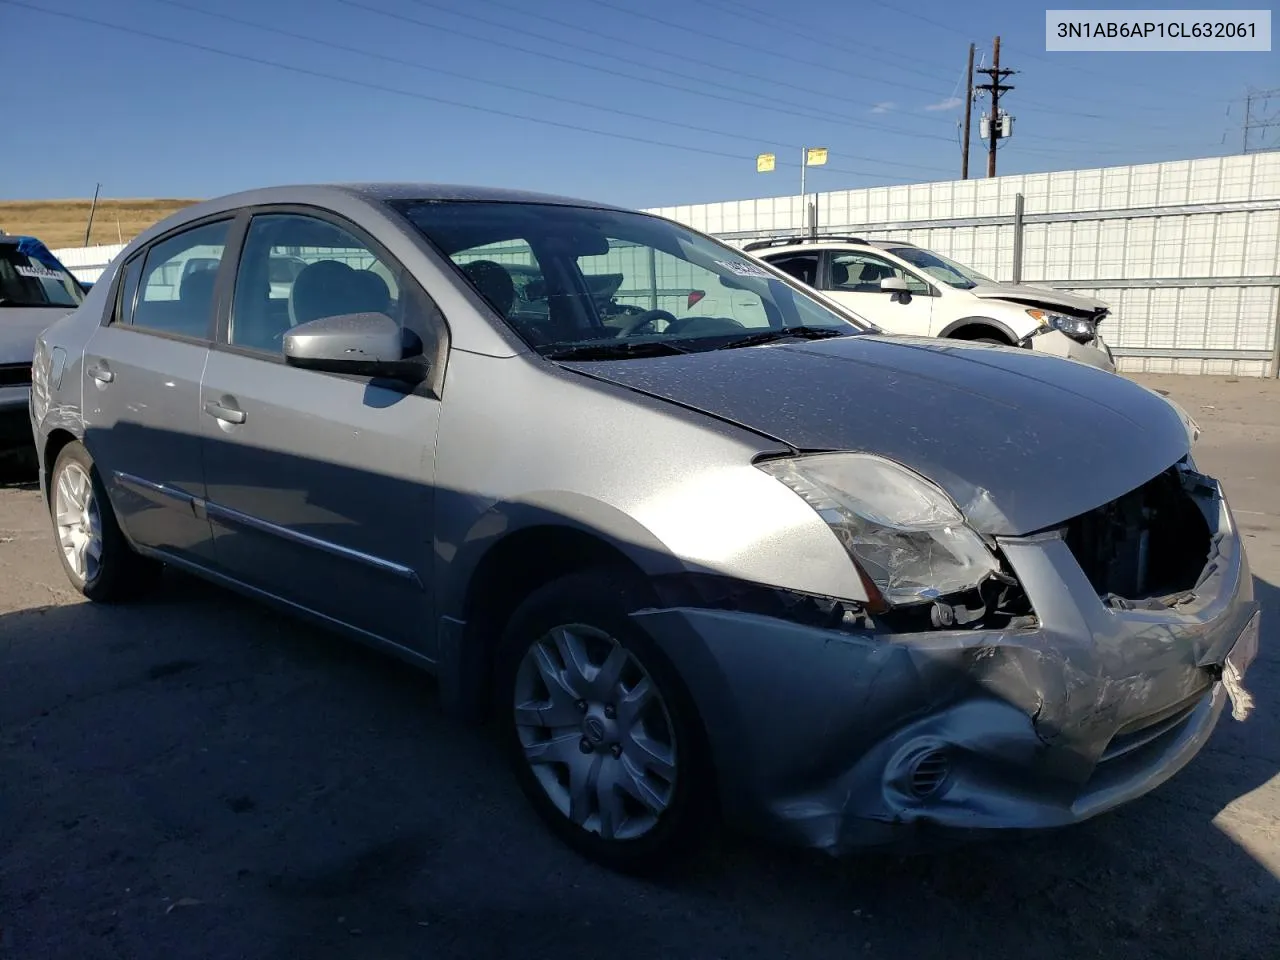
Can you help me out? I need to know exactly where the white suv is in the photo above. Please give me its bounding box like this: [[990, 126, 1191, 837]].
[[746, 236, 1116, 372]]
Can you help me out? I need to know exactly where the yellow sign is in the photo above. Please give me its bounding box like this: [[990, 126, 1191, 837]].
[[756, 152, 776, 173], [806, 147, 829, 166]]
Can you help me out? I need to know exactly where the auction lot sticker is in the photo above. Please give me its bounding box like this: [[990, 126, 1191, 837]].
[[1046, 10, 1272, 50]]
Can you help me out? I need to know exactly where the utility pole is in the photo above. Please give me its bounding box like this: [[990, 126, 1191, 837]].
[[83, 182, 101, 246], [975, 36, 1016, 178], [961, 42, 974, 179], [1242, 88, 1280, 153]]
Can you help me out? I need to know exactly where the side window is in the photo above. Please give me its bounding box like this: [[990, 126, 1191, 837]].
[[764, 253, 819, 287], [829, 252, 930, 295], [228, 213, 436, 357], [130, 220, 230, 338], [580, 241, 771, 329]]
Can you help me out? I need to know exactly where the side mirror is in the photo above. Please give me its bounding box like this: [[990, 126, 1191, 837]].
[[880, 276, 910, 294], [284, 312, 428, 384]]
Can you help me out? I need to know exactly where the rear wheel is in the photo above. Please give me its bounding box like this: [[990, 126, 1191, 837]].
[[49, 441, 159, 602], [495, 569, 713, 874]]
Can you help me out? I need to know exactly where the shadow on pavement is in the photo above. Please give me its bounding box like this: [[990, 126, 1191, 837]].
[[0, 446, 38, 491], [0, 566, 1275, 960]]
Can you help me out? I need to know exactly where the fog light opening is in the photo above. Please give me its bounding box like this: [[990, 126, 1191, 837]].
[[907, 748, 951, 800]]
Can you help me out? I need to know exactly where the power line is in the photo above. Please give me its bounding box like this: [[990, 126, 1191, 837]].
[[390, 0, 1199, 152], [857, 0, 1228, 107], [571, 0, 950, 97], [686, 0, 961, 87], [1, 0, 924, 187], [349, 0, 957, 143], [144, 0, 955, 176], [677, 0, 1212, 133], [468, 0, 952, 123], [997, 41, 1228, 107]]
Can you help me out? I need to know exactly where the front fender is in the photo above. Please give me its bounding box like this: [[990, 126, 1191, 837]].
[[437, 489, 685, 623]]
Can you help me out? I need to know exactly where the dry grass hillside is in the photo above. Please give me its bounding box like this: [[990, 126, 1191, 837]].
[[0, 199, 199, 249]]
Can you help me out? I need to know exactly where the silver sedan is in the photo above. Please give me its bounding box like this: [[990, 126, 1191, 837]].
[[29, 184, 1261, 873]]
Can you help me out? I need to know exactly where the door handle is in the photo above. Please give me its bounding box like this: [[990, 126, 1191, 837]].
[[204, 400, 246, 425], [88, 365, 114, 383]]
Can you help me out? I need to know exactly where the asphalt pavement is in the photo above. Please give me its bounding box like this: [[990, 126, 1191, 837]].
[[1, 373, 1277, 960]]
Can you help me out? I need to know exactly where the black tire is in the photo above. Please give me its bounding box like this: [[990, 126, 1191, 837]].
[[494, 568, 715, 875], [48, 441, 160, 602], [973, 336, 1008, 346]]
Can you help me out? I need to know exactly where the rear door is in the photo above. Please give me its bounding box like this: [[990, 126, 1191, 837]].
[[197, 209, 448, 648], [822, 250, 934, 336], [80, 218, 232, 564]]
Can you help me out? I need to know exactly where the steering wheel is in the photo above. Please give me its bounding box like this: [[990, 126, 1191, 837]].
[[612, 308, 677, 337]]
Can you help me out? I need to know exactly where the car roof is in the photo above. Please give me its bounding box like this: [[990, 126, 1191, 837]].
[[119, 182, 641, 263], [337, 182, 630, 209], [177, 182, 630, 220], [743, 236, 917, 255]]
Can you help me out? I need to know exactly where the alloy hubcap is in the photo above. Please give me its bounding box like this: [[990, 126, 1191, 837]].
[[513, 624, 678, 841], [54, 462, 102, 584]]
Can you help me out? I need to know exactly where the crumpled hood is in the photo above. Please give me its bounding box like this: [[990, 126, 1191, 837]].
[[562, 334, 1190, 536], [969, 283, 1109, 315], [0, 307, 71, 365]]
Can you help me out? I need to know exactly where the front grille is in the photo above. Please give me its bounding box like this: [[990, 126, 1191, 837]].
[[1064, 465, 1212, 601], [0, 362, 32, 387]]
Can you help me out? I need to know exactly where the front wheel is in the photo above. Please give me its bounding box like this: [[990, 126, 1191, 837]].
[[49, 441, 159, 602], [495, 570, 714, 874]]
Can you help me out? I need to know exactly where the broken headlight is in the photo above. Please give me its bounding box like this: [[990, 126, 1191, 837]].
[[758, 453, 1001, 608], [1027, 308, 1095, 342]]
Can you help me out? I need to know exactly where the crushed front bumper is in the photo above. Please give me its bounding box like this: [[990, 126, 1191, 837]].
[[632, 490, 1258, 855], [1027, 328, 1116, 372]]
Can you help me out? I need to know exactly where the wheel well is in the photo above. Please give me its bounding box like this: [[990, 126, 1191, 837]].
[[43, 429, 78, 498], [460, 525, 649, 718], [945, 322, 1014, 345]]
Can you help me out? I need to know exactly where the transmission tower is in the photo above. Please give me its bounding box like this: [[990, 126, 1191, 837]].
[[1242, 88, 1280, 153]]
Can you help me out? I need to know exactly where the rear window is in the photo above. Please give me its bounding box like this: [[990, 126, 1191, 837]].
[[0, 243, 83, 308]]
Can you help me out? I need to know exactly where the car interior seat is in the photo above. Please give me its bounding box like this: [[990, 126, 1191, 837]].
[[462, 259, 515, 317], [288, 259, 389, 328]]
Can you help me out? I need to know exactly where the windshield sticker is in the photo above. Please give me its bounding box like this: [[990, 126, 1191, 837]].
[[15, 264, 68, 281], [714, 259, 772, 279]]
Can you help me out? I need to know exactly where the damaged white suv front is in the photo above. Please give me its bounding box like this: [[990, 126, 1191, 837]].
[[748, 237, 1117, 372]]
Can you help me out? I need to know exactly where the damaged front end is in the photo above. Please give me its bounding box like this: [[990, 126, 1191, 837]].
[[1016, 303, 1115, 370], [631, 458, 1260, 855]]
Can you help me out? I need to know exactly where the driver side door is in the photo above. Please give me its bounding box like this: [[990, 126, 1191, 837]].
[[198, 209, 447, 649]]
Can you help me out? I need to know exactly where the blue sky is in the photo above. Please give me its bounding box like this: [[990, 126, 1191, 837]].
[[2, 0, 1276, 207]]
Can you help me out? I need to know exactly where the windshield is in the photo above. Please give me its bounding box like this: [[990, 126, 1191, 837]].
[[0, 242, 84, 308], [393, 200, 870, 357], [885, 246, 993, 290]]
